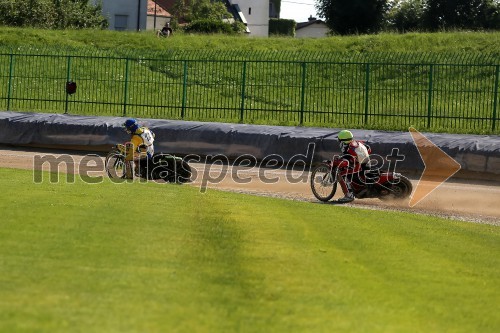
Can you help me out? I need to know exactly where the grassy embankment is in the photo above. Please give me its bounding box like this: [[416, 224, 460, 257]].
[[0, 28, 499, 134], [0, 28, 498, 53]]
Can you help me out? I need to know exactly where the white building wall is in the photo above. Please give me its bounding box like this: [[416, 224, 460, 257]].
[[296, 24, 329, 38], [147, 16, 170, 31], [97, 0, 147, 31], [230, 0, 269, 37]]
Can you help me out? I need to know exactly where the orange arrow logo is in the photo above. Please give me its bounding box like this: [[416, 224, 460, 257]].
[[409, 127, 461, 207]]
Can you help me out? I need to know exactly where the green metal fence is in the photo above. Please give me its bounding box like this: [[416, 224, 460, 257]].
[[0, 49, 499, 134]]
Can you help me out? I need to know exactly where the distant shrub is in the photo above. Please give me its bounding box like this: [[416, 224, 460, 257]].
[[231, 21, 247, 34], [184, 19, 245, 34], [269, 18, 295, 37]]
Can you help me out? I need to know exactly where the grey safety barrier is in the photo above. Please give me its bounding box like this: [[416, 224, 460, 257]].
[[0, 111, 499, 178]]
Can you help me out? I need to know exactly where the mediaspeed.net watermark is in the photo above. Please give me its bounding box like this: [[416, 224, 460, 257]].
[[31, 142, 407, 193]]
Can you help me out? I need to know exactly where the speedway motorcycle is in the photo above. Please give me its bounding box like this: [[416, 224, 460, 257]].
[[310, 155, 413, 202], [105, 144, 192, 183]]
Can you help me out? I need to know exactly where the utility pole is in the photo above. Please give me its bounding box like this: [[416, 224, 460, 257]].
[[136, 0, 141, 31], [154, 1, 157, 29]]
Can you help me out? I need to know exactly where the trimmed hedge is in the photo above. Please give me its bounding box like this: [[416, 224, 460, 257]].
[[269, 18, 295, 37]]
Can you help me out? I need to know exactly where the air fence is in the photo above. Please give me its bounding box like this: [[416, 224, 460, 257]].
[[0, 49, 498, 134]]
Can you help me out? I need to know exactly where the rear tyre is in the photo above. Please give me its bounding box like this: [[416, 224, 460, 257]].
[[379, 175, 413, 201], [310, 164, 337, 202], [153, 155, 192, 183], [176, 160, 192, 183]]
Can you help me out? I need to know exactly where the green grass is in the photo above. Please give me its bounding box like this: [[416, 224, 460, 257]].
[[0, 27, 499, 53], [0, 167, 499, 333], [0, 28, 499, 134]]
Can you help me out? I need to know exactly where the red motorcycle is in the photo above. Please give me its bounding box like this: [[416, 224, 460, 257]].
[[310, 155, 413, 203]]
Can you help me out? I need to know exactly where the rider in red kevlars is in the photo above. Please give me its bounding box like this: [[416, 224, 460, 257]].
[[336, 130, 371, 203]]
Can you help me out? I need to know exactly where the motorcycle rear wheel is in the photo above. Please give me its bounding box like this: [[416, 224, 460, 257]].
[[310, 164, 337, 202], [154, 155, 192, 183], [176, 160, 192, 183], [379, 175, 413, 201]]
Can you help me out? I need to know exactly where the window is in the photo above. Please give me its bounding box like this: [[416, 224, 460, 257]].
[[115, 15, 128, 31], [248, 7, 251, 15]]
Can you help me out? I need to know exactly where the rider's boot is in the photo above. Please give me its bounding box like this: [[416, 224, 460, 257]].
[[338, 192, 354, 203], [338, 176, 354, 203], [134, 162, 141, 177]]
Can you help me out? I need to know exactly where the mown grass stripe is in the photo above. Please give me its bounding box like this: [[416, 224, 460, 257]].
[[0, 167, 498, 333]]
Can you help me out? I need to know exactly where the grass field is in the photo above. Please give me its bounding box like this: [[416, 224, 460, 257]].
[[0, 167, 499, 333], [0, 28, 498, 53], [0, 28, 499, 134]]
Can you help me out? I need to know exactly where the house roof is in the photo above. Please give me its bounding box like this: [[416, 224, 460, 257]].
[[146, 0, 250, 29], [296, 19, 325, 30], [147, 0, 172, 17]]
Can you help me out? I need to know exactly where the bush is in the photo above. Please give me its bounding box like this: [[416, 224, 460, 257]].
[[184, 19, 244, 34], [231, 21, 247, 34], [269, 18, 295, 36]]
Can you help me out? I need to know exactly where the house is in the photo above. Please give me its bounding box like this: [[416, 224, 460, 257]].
[[147, 0, 172, 31], [226, 0, 270, 37], [151, 0, 272, 37], [97, 0, 272, 36], [96, 0, 147, 31], [296, 16, 329, 38]]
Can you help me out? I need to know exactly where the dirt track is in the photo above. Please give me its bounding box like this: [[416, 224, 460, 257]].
[[1, 146, 499, 225]]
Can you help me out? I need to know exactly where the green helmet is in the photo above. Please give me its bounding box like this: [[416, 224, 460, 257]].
[[337, 130, 353, 142]]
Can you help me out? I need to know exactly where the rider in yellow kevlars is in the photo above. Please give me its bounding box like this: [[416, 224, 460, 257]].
[[122, 118, 155, 177]]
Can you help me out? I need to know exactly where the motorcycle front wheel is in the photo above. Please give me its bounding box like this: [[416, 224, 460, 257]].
[[105, 150, 127, 179], [310, 164, 337, 202]]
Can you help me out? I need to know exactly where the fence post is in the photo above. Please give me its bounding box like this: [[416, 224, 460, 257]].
[[64, 56, 72, 114], [181, 61, 188, 119], [427, 64, 434, 128], [240, 61, 247, 122], [7, 53, 14, 111], [493, 65, 499, 131], [364, 63, 370, 125], [123, 58, 130, 117], [300, 62, 307, 125]]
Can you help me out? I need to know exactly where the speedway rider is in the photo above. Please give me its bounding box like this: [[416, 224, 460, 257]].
[[336, 130, 371, 203], [123, 118, 155, 177]]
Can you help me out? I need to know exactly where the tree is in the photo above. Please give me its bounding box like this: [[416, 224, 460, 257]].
[[484, 1, 500, 29], [171, 0, 189, 26], [172, 0, 244, 34], [0, 0, 107, 29], [316, 0, 388, 35], [172, 0, 232, 24], [424, 0, 497, 30], [63, 0, 108, 29], [386, 0, 426, 32], [191, 0, 232, 21]]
